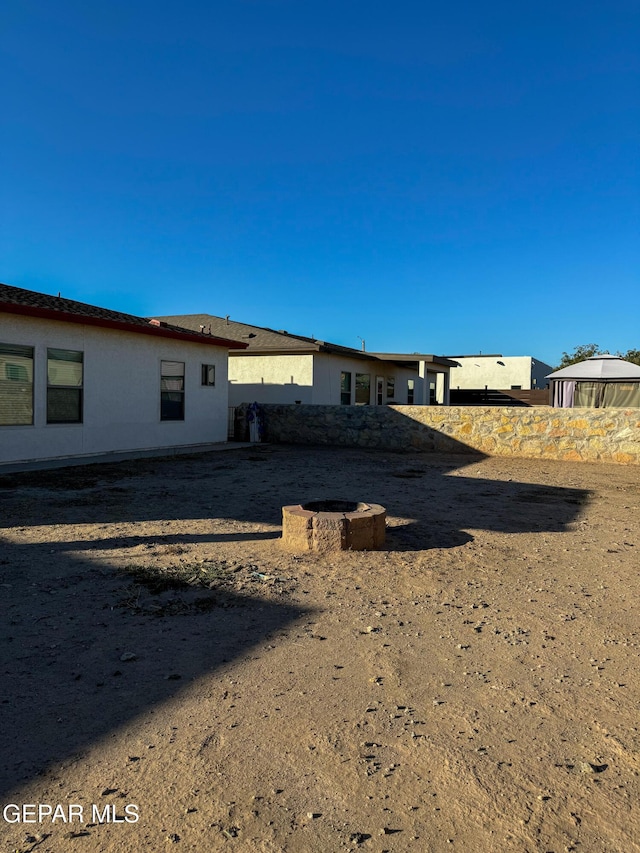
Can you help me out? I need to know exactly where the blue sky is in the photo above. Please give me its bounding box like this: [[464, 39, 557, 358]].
[[2, 0, 638, 366]]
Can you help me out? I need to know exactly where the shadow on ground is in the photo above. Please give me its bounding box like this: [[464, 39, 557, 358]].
[[0, 538, 309, 800], [0, 446, 591, 545], [383, 470, 590, 551], [0, 445, 590, 798]]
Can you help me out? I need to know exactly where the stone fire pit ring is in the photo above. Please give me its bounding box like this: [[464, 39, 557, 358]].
[[281, 499, 386, 553]]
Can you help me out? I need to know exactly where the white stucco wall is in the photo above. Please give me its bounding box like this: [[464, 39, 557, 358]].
[[0, 314, 230, 465], [425, 370, 449, 405], [227, 350, 445, 406], [312, 353, 420, 405], [228, 354, 314, 405], [448, 356, 552, 390]]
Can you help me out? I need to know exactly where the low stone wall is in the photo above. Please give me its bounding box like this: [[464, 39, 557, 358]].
[[237, 404, 640, 464]]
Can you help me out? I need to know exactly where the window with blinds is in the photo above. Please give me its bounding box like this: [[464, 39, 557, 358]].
[[47, 348, 83, 424], [0, 343, 34, 426], [161, 360, 185, 420]]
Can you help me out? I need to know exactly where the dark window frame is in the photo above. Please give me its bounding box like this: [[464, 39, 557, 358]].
[[386, 377, 395, 400], [47, 348, 83, 425], [201, 364, 216, 386], [355, 372, 370, 405], [161, 360, 185, 421], [340, 371, 352, 405]]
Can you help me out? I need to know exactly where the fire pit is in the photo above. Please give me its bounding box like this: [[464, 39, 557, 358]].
[[281, 500, 386, 553]]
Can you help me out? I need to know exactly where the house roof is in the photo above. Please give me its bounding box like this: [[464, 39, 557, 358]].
[[157, 313, 452, 367], [369, 352, 458, 368], [546, 355, 640, 381], [0, 284, 247, 349], [157, 313, 350, 354], [444, 353, 504, 359]]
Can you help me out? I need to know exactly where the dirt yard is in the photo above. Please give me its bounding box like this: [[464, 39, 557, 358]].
[[1, 444, 638, 853]]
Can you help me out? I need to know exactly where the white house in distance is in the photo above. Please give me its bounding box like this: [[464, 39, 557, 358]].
[[447, 354, 553, 391], [157, 313, 456, 407], [0, 283, 246, 468]]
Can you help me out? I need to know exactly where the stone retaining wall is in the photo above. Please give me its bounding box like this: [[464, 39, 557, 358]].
[[237, 404, 640, 464]]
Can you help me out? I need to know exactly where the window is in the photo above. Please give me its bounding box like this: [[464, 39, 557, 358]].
[[201, 364, 215, 386], [355, 373, 370, 405], [47, 348, 83, 424], [407, 378, 415, 405], [161, 360, 185, 420], [511, 385, 522, 390], [386, 377, 395, 400], [340, 371, 352, 405], [0, 343, 34, 425]]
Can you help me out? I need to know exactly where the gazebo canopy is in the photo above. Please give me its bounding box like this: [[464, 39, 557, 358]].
[[546, 355, 640, 381]]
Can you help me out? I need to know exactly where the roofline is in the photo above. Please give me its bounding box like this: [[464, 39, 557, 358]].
[[0, 301, 248, 349], [156, 312, 453, 364], [316, 343, 378, 361], [231, 347, 320, 356], [231, 346, 455, 367], [155, 312, 454, 364], [230, 344, 375, 360], [369, 353, 458, 367], [444, 354, 503, 359], [157, 313, 320, 346], [547, 376, 640, 382]]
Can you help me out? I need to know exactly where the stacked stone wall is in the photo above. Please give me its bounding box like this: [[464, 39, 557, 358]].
[[237, 404, 640, 465]]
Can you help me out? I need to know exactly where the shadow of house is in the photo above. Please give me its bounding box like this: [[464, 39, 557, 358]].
[[239, 402, 487, 453], [383, 468, 590, 551], [449, 388, 550, 406], [0, 537, 309, 800], [230, 381, 312, 405], [0, 442, 590, 799]]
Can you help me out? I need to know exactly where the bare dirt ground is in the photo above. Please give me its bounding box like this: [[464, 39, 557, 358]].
[[1, 444, 639, 853]]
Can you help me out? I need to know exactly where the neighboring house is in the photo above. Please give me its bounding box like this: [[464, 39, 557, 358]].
[[157, 314, 456, 406], [547, 355, 640, 408], [0, 283, 246, 467], [447, 354, 553, 391]]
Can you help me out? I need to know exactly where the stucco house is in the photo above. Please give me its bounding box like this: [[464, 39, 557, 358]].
[[447, 354, 553, 391], [0, 283, 246, 468], [157, 313, 456, 407]]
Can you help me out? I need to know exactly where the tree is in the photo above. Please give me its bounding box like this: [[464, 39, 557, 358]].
[[618, 348, 640, 366], [555, 344, 605, 370], [555, 345, 640, 370]]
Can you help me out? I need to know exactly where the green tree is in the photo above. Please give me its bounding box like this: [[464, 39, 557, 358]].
[[555, 345, 640, 369], [556, 344, 605, 370], [618, 348, 640, 366]]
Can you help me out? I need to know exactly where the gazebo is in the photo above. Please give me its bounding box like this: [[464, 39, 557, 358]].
[[546, 355, 640, 408]]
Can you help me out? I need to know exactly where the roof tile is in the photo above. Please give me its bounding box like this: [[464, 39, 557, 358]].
[[0, 283, 246, 349]]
